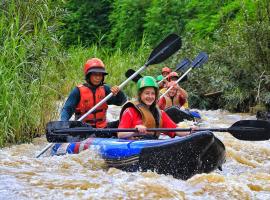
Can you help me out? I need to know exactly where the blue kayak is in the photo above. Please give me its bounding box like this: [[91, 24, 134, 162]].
[[51, 131, 225, 180]]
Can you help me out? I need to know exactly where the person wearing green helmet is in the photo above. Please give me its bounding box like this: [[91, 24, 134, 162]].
[[156, 75, 163, 82], [117, 76, 192, 139], [156, 74, 168, 96], [156, 75, 166, 90]]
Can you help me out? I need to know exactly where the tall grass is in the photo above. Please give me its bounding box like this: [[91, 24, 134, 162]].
[[0, 0, 65, 146], [0, 1, 159, 147]]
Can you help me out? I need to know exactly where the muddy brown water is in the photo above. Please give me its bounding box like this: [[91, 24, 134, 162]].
[[0, 107, 269, 200]]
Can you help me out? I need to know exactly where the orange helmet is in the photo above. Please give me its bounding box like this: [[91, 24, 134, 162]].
[[162, 67, 171, 73], [84, 58, 108, 76], [168, 71, 179, 81]]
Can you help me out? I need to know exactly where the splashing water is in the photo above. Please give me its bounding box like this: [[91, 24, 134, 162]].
[[0, 107, 269, 200]]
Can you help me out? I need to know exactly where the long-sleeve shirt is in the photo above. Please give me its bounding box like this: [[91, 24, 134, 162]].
[[118, 107, 177, 138], [60, 84, 127, 121]]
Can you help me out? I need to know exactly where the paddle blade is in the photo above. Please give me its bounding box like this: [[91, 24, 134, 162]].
[[46, 121, 91, 143], [189, 111, 201, 119], [146, 34, 182, 66], [191, 52, 208, 68], [175, 58, 191, 73], [164, 106, 194, 123], [229, 120, 270, 141], [125, 69, 142, 83]]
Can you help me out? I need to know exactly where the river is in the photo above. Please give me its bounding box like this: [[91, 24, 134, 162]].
[[0, 107, 269, 200]]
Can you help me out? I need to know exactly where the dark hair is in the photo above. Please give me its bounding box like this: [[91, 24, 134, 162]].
[[138, 87, 160, 127]]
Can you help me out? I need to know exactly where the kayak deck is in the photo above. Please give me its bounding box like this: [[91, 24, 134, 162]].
[[51, 131, 225, 180]]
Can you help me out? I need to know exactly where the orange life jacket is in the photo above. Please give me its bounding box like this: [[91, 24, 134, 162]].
[[120, 101, 163, 139], [75, 84, 108, 128], [163, 95, 180, 110], [120, 101, 163, 128]]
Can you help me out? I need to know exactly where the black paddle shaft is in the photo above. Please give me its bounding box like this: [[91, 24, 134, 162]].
[[52, 127, 265, 135], [46, 120, 270, 142]]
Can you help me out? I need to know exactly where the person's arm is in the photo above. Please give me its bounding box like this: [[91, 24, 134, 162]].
[[161, 111, 191, 137], [177, 87, 188, 99], [161, 111, 176, 137], [60, 87, 80, 121], [157, 97, 166, 110], [117, 108, 136, 138], [104, 84, 127, 106], [176, 86, 187, 107], [117, 107, 145, 138], [178, 94, 187, 107]]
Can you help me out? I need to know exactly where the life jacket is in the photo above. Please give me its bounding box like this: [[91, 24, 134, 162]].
[[75, 84, 108, 128], [120, 101, 163, 139], [163, 95, 181, 110], [182, 101, 189, 109], [159, 88, 167, 97]]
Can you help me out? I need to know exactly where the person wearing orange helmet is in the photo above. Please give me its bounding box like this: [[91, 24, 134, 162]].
[[60, 58, 127, 132], [158, 81, 187, 110], [166, 71, 189, 108], [161, 67, 171, 77], [158, 66, 172, 94], [167, 71, 179, 82]]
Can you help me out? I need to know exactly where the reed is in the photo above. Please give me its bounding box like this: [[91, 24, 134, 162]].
[[0, 0, 64, 146], [0, 1, 152, 146]]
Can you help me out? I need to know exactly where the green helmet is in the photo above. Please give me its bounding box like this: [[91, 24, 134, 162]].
[[137, 76, 158, 90], [156, 75, 163, 82]]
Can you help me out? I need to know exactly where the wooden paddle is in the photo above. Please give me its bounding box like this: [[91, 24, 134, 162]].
[[35, 33, 182, 158], [46, 120, 270, 143]]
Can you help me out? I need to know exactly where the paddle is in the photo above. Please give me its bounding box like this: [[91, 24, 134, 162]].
[[80, 34, 181, 121], [158, 58, 191, 84], [125, 58, 190, 83], [46, 120, 270, 143], [125, 69, 143, 83], [36, 33, 182, 158], [159, 52, 208, 99]]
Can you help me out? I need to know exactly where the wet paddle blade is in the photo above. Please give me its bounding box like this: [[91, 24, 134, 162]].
[[175, 58, 191, 73], [146, 34, 182, 66], [125, 69, 142, 83], [46, 121, 92, 143], [228, 120, 270, 141], [46, 121, 88, 130], [191, 52, 208, 68]]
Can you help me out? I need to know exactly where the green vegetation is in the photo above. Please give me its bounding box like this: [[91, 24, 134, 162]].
[[0, 0, 269, 146]]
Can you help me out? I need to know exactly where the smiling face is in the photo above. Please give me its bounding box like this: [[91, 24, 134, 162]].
[[89, 72, 104, 86], [139, 87, 157, 107], [168, 87, 177, 97]]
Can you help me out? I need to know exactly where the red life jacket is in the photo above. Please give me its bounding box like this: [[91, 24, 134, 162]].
[[75, 84, 108, 128]]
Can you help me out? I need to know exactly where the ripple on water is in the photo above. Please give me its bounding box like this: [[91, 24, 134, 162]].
[[0, 108, 269, 200]]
